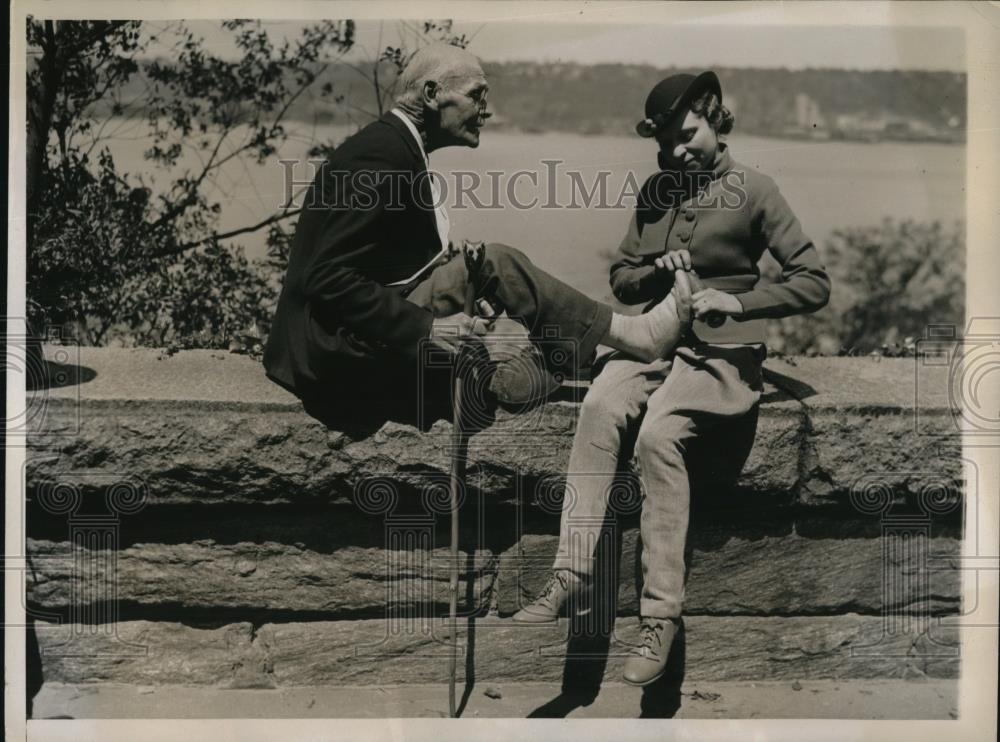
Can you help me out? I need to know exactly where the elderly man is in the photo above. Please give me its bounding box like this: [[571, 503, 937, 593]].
[[264, 44, 690, 432]]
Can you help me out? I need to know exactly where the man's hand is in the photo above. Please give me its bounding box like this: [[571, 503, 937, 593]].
[[429, 313, 490, 353], [691, 288, 743, 320], [654, 250, 692, 273]]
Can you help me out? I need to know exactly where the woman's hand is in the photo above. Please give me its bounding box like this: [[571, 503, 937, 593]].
[[691, 288, 743, 320], [654, 249, 691, 273]]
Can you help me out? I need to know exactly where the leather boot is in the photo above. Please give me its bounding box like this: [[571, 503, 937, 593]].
[[488, 346, 563, 411], [622, 617, 680, 686], [511, 569, 592, 623]]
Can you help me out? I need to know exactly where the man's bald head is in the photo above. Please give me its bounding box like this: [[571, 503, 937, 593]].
[[395, 43, 485, 107], [393, 43, 489, 151]]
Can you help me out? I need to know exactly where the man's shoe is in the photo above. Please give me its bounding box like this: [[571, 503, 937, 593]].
[[622, 617, 679, 686], [511, 569, 591, 623], [488, 346, 563, 412]]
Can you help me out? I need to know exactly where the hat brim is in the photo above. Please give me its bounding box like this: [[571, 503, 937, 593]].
[[635, 71, 722, 138]]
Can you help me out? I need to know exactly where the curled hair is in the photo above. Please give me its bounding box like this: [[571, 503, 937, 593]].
[[690, 91, 735, 135]]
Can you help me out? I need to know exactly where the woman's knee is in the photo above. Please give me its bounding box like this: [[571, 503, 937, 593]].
[[579, 381, 631, 429], [634, 423, 686, 470]]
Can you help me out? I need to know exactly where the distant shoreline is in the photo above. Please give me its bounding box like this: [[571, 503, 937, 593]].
[[84, 60, 967, 147], [87, 110, 967, 148], [480, 122, 966, 145]]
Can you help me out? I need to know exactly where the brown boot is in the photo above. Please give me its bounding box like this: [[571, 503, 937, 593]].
[[488, 346, 563, 412], [511, 569, 591, 623], [622, 617, 679, 686]]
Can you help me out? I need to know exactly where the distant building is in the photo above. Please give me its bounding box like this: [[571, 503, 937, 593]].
[[829, 112, 957, 143], [794, 93, 824, 129], [832, 113, 886, 141]]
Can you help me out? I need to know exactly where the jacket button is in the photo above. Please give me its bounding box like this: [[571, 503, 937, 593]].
[[678, 231, 691, 243], [684, 209, 696, 222]]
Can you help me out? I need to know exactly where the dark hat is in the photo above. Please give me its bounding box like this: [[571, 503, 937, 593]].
[[635, 71, 722, 138]]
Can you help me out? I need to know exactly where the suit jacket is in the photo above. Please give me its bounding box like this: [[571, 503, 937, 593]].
[[609, 145, 831, 320], [264, 113, 441, 395]]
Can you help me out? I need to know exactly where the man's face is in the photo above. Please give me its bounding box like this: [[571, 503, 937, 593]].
[[434, 69, 489, 148], [655, 109, 719, 171]]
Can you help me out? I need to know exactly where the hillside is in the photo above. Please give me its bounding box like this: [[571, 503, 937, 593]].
[[96, 60, 966, 142]]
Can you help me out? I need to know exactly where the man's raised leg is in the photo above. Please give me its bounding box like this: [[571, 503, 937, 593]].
[[407, 242, 690, 376]]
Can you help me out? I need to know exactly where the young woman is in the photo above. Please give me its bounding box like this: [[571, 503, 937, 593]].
[[512, 71, 832, 687]]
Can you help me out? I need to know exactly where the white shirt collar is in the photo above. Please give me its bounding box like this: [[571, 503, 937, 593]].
[[389, 108, 450, 254], [390, 108, 427, 164]]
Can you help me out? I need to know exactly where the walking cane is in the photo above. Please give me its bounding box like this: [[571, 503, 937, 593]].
[[447, 355, 466, 718], [448, 241, 487, 717]]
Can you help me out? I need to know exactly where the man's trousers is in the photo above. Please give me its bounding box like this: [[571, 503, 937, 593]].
[[300, 243, 612, 433]]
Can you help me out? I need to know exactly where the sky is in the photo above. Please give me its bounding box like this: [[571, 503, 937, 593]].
[[140, 18, 965, 72]]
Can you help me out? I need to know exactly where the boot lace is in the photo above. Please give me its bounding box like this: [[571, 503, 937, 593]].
[[638, 620, 666, 656], [539, 570, 570, 607]]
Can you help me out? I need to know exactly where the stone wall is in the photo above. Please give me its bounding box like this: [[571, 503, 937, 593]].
[[24, 348, 964, 688]]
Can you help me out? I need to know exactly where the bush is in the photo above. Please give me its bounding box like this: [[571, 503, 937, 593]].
[[763, 218, 965, 355], [27, 148, 279, 349], [26, 19, 352, 351]]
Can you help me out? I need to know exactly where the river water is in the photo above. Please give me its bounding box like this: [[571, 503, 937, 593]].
[[105, 121, 965, 300]]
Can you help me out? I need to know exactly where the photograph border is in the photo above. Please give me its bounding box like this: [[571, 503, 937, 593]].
[[6, 1, 998, 740]]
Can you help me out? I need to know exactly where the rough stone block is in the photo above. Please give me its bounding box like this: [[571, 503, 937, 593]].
[[256, 614, 961, 685], [26, 539, 496, 616], [496, 528, 962, 617], [27, 351, 963, 510], [33, 620, 272, 688], [33, 613, 960, 688]]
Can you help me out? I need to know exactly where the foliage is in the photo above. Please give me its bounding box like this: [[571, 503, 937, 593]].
[[26, 19, 354, 347], [26, 19, 477, 350], [762, 218, 965, 355]]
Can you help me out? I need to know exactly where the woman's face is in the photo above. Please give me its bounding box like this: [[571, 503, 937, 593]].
[[656, 110, 719, 171]]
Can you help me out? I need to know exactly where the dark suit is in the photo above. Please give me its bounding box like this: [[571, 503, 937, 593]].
[[264, 113, 441, 396]]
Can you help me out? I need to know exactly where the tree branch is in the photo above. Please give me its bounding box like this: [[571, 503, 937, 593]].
[[149, 208, 302, 259], [270, 62, 329, 131], [151, 129, 231, 228], [61, 21, 131, 57], [339, 60, 375, 86], [27, 21, 69, 246], [373, 21, 384, 117]]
